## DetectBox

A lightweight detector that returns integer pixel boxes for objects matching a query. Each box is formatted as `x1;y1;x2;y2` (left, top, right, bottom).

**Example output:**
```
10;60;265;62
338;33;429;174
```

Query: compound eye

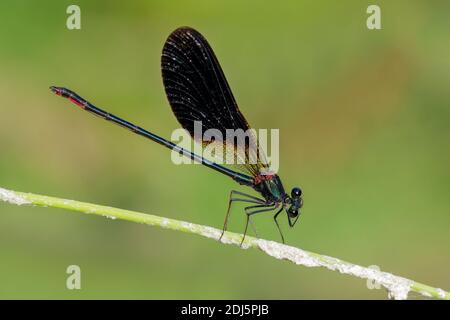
291;187;302;198
288;209;298;218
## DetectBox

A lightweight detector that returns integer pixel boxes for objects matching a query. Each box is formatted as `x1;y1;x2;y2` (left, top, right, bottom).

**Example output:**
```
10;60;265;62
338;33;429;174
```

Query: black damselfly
50;27;303;244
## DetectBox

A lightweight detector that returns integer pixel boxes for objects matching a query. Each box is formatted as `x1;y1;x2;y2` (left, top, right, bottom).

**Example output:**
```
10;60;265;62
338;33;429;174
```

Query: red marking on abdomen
69;97;85;108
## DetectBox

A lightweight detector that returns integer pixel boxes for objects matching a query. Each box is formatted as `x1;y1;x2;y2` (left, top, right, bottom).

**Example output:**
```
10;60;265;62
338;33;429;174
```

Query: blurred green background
0;0;449;299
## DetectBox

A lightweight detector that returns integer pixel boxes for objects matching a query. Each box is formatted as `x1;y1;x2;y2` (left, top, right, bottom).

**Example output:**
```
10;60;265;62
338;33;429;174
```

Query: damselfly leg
273;207;286;243
241;204;278;246
219;190;266;241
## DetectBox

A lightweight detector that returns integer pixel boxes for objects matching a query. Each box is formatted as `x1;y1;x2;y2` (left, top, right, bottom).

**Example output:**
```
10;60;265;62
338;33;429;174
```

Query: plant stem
0;187;448;300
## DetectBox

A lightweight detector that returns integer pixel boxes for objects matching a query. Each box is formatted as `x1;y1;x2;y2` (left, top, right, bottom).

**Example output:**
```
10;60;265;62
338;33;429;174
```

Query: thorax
253;174;286;203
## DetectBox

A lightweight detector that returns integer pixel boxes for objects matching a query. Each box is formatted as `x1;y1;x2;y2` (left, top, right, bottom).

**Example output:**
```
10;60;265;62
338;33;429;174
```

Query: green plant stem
0;187;448;300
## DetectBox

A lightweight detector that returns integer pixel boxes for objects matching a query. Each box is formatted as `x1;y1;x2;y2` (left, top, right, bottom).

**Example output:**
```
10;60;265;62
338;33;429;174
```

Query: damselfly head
285;187;303;227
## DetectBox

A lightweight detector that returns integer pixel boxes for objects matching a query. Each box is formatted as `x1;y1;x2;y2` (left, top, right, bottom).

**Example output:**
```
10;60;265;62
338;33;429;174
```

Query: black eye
288;209;298;218
291;187;302;198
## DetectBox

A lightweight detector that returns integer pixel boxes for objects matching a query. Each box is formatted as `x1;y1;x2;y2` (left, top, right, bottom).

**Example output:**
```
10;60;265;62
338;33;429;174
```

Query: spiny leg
243;204;271;241
273;207;285;244
221;192;264;237
244;203;277;239
248;215;259;239
240;204;277;246
229;190;266;202
219;190;265;241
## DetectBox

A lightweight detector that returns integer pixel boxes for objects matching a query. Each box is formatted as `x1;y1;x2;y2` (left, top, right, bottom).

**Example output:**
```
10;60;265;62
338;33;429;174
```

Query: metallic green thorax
254;175;287;203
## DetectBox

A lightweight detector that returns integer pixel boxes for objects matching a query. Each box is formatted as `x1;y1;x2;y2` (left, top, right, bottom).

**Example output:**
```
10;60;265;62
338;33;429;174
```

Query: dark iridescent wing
161;27;268;177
